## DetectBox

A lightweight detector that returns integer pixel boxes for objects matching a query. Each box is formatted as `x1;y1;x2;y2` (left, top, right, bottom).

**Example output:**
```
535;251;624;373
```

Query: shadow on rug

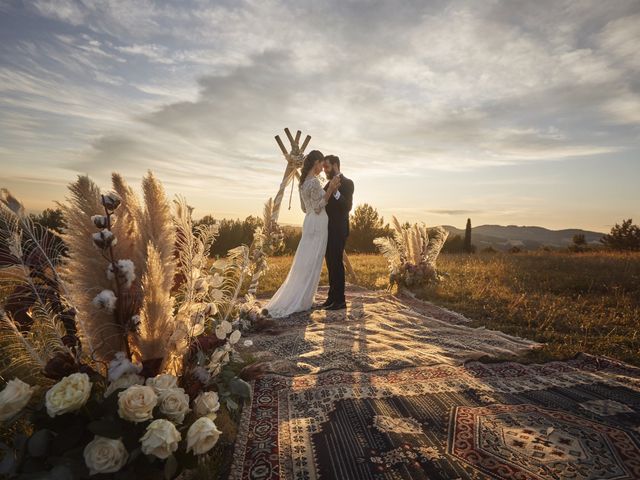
230;354;640;480
246;286;541;375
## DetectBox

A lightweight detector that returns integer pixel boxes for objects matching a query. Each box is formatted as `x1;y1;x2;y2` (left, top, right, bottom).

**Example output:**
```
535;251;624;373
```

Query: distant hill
442;224;605;251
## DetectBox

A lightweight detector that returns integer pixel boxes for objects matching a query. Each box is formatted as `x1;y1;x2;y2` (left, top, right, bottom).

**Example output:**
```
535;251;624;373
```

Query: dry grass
256;251;640;367
256;253;388;296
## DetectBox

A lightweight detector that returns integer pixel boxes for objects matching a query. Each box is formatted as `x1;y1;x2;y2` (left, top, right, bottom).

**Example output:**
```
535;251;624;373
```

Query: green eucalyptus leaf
226;398;238;411
229;377;251;399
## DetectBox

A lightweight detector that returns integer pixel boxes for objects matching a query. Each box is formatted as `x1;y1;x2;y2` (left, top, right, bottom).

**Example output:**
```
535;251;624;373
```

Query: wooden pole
275;135;288;157
300;135;311;154
284;128;296;150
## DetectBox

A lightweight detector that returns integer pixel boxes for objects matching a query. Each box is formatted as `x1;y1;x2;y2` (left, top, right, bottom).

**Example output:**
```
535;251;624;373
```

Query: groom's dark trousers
324;174;354;305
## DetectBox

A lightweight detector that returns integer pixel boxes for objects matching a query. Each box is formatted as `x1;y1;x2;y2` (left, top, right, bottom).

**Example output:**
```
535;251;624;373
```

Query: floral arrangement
374;217;449;290
0;172;252;479
237;198;285;328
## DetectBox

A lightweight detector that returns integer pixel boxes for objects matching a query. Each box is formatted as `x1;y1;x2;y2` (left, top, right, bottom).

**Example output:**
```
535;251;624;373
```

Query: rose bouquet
0;173;253;479
375;217;449;291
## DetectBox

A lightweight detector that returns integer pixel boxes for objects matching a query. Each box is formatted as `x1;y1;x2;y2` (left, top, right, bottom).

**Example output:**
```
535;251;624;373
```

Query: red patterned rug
230;354;640;480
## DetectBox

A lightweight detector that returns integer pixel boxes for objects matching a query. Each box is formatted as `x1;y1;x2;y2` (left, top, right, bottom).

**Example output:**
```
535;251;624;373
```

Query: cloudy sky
1;0;638;231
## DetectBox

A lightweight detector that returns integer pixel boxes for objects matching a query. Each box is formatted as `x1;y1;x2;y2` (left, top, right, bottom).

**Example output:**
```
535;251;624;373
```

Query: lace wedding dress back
265;175;328;318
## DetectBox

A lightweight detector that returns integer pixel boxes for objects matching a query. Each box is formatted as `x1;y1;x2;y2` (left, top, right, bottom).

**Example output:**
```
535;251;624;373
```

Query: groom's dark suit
324;174;354;305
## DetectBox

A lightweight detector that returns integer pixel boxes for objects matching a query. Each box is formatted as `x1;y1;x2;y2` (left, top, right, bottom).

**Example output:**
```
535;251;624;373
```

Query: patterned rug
247;286;540;375
230;354;640;480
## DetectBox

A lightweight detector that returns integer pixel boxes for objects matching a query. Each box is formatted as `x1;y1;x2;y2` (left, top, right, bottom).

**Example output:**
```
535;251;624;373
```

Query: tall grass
256;251;640;367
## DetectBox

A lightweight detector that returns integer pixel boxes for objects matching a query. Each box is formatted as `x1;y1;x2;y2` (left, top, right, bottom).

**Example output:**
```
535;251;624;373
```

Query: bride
265;150;341;318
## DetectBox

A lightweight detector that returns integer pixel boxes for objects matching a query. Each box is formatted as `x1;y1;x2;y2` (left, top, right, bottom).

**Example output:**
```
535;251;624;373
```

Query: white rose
158;388;190;424
193;391;220;418
140;419;181;459
186;416;221;455
117;385;157;423
104;373;145;398
145;374;178;395
45;373;92;417
229;330;241;345
0;378;33;421
83;435;128;475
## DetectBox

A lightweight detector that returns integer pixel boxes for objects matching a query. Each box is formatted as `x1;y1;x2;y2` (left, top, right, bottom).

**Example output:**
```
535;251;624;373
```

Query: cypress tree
463;218;472;253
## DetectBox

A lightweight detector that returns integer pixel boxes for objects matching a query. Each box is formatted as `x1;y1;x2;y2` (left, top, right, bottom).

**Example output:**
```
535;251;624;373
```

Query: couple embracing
265;150;354;318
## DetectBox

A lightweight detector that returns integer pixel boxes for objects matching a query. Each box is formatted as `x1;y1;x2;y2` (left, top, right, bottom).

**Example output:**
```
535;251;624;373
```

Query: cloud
427;209;484;215
1;0;639;227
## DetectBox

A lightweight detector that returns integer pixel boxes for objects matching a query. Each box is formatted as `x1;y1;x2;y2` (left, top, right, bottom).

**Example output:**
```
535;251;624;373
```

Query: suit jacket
324;174;354;237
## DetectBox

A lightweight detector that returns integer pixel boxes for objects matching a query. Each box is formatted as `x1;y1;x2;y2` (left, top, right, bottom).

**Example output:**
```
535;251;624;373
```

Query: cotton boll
106;259;136;289
92;290;117;313
108;352;142;382
92;229;117;249
91;215;109;229
101;192;121;211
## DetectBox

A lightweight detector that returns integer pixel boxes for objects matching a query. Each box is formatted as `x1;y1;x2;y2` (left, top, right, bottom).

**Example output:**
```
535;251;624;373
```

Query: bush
601;219;640;251
347;204;391;253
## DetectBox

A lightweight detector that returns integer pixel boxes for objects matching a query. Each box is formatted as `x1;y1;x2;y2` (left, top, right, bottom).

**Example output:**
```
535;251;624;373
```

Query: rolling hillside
443;224;605;250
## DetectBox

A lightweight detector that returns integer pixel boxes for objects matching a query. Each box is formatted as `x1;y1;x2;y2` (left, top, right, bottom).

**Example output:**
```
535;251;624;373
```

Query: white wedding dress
265;175;328;318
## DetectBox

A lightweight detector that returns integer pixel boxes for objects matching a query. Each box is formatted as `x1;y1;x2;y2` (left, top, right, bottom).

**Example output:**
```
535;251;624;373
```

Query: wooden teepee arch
272;128;356;282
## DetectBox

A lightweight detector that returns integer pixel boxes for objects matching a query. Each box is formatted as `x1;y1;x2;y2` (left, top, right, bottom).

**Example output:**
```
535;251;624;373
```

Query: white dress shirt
333;173;342;200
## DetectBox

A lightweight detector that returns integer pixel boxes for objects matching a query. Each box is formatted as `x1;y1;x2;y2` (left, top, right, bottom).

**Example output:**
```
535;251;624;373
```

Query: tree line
21;207;640;256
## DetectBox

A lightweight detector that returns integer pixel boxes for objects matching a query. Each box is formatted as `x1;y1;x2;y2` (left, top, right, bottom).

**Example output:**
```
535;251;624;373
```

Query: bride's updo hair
299;150;324;190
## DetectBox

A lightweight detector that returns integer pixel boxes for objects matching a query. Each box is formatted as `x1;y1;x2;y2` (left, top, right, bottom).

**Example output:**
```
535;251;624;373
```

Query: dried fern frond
58;175;125;359
27;303;68;362
0;310;47;386
217;245;250;323
1;190;68;298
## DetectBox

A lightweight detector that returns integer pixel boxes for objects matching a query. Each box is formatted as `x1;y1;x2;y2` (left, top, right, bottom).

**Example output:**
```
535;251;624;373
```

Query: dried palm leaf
373;237;402;270
425;226;449;267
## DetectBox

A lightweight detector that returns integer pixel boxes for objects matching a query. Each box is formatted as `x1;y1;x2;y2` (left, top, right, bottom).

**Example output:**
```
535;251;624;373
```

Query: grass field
257;251;640;367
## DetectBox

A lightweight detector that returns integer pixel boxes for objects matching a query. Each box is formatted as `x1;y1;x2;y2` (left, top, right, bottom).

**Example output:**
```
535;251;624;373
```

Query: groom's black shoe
319;298;334;308
326;302;346;311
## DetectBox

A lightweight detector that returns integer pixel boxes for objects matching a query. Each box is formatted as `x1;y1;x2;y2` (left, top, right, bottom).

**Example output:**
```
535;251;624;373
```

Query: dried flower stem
102;195;131;359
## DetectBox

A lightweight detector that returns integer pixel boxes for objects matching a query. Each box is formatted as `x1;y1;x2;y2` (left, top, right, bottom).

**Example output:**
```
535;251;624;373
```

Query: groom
321;155;354;310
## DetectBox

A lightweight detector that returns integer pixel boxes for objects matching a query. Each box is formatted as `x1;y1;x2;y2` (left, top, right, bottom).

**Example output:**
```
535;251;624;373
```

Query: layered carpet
232;286;640;479
230;354;640;480
246;286;541;375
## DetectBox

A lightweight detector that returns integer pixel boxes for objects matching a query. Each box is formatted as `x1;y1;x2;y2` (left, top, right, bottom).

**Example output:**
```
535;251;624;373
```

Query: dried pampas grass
58;176;126;359
136;243;175;361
